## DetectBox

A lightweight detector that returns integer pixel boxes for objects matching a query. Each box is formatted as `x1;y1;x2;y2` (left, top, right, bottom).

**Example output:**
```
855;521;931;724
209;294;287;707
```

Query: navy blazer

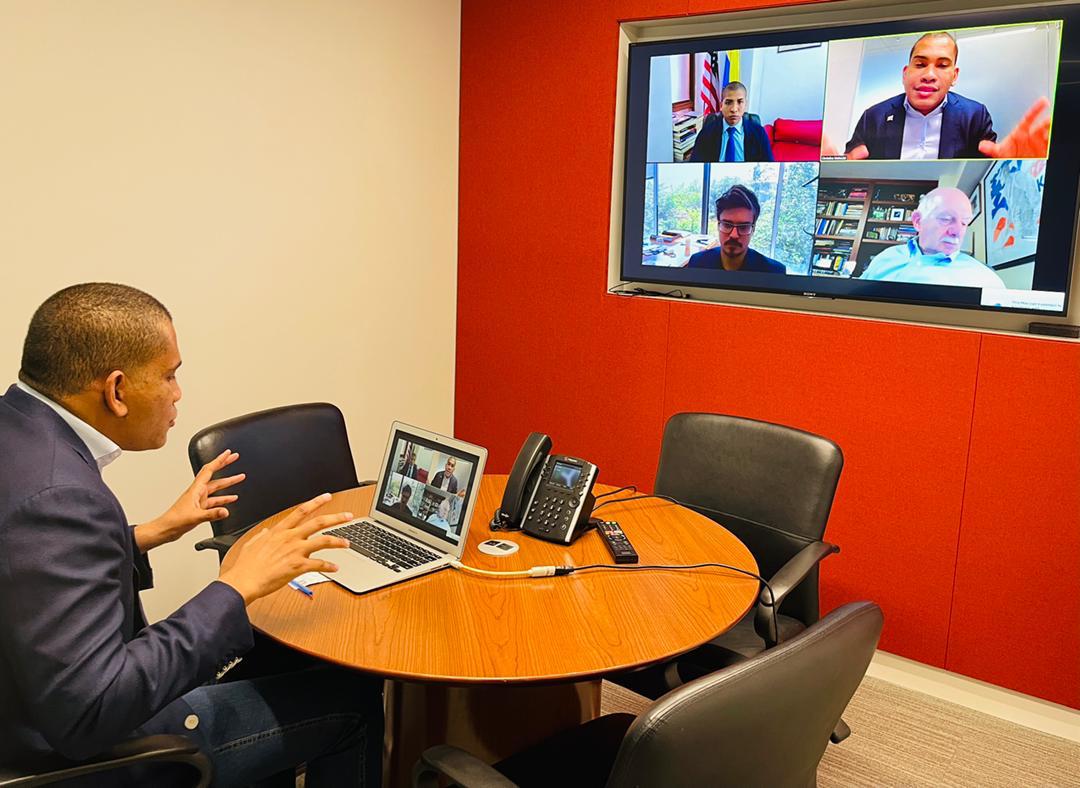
691;114;775;163
845;91;996;159
0;384;253;766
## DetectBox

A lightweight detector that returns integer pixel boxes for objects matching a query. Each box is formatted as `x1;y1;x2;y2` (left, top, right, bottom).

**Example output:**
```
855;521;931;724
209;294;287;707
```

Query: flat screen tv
620;5;1080;316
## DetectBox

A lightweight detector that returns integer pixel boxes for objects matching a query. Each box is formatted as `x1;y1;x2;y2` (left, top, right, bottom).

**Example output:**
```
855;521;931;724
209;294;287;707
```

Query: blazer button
184;714;200;730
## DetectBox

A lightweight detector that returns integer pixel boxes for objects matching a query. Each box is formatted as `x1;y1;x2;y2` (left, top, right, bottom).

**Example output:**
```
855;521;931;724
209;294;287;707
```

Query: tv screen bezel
619;5;1080;318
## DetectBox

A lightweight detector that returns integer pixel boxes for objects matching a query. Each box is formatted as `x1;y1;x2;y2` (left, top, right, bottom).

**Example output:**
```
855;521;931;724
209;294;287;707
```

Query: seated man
861;186;1005;288
686;185;786;273
842;31;1050;160
429;456;459;493
426;498;452;530
389;483;415;518
0;283;383;786
691;81;775;163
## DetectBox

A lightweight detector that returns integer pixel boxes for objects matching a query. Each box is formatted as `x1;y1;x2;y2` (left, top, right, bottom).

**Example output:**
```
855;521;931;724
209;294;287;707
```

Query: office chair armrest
0;734;211;788
413;745;518;788
194;530;247;557
754;540;839;647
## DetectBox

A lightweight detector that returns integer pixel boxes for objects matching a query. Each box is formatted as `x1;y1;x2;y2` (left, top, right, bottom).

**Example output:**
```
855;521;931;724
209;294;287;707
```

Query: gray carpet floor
600;676;1080;787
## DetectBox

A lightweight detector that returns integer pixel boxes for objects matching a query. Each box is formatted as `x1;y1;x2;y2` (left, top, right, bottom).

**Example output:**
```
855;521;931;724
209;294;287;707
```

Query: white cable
449;560;560;578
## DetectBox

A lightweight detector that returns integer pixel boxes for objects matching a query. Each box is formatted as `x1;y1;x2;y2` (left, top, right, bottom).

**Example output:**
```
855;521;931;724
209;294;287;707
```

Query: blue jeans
140;665;383;787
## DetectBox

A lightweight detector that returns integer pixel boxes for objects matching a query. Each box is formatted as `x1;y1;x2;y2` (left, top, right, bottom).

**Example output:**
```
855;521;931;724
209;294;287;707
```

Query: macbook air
312;422;487;594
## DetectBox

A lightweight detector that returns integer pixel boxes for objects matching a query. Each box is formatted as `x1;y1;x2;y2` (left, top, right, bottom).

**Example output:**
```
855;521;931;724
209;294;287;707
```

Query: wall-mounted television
619;5;1080;316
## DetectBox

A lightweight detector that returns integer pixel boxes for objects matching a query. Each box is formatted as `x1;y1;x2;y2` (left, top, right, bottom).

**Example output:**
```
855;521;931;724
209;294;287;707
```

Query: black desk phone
491;432;598;544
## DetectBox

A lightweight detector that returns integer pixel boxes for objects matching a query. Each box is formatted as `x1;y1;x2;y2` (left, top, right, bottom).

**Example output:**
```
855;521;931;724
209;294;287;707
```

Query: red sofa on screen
764;118;822;162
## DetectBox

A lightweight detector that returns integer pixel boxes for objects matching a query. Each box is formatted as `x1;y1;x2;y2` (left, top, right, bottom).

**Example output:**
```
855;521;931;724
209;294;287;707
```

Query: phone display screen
550;461;582;488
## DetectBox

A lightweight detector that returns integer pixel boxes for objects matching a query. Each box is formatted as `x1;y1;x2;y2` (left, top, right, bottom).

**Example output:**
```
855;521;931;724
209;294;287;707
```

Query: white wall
752;44;828;125
0;0;462;622
647;56;675;162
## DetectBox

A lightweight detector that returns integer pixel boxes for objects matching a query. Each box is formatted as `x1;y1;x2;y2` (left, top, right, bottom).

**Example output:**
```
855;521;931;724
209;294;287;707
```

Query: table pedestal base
384;680;602;788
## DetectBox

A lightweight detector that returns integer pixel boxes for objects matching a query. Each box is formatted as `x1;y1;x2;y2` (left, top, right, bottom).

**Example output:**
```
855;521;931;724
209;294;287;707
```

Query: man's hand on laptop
218;493;353;606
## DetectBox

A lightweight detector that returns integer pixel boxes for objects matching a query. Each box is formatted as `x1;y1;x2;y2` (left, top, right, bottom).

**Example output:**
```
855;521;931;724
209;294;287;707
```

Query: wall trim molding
868;650;1080;742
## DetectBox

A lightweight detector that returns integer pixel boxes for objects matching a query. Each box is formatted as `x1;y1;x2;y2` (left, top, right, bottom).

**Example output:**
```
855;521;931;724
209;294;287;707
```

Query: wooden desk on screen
243;476;758;786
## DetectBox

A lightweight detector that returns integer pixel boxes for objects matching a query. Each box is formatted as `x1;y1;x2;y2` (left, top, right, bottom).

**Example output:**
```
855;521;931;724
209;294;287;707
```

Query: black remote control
597;520;638;564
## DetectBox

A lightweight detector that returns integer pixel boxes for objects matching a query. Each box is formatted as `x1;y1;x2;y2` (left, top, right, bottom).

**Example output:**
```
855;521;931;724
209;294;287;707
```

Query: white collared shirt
901;96;945;160
16;381;122;470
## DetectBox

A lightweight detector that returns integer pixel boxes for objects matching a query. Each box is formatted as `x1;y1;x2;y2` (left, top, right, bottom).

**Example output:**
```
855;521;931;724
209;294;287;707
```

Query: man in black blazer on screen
691;81;775;163
840;31;1051;160
0;284;382;786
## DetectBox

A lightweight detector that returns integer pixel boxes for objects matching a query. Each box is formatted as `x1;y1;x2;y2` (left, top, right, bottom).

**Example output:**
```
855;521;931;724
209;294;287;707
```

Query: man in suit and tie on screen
691;82;775;163
841;32;1050;160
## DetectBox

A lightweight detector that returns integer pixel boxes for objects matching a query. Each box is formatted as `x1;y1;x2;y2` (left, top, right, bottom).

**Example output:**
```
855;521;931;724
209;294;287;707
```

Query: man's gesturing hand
978;96;1051;159
218;493;353;605
134;449;246;552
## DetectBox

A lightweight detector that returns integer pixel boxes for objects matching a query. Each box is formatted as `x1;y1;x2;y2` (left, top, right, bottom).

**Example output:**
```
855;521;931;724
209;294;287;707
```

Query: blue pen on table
288;579;314;598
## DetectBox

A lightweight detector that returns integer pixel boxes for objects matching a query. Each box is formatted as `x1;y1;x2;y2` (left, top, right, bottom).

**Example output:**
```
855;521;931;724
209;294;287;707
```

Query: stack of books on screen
811;239;853;275
864;225;917;242
673;110;699;162
818;201;864;217
816;218;860;236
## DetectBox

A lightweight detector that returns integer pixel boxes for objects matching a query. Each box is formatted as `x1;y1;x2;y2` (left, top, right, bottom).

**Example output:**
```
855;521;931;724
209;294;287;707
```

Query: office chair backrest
188;403;360;538
605;601;882;788
654;412;843;624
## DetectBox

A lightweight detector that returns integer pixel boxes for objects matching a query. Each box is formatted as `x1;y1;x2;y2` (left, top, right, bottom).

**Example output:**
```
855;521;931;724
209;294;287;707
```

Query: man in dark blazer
691;82;775;163
843;31;1050;160
0;284;382;786
429;456;459;493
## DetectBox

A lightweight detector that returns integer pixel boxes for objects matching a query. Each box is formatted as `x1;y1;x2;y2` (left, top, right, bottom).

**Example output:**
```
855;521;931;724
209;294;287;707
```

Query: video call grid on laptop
313;422;487;594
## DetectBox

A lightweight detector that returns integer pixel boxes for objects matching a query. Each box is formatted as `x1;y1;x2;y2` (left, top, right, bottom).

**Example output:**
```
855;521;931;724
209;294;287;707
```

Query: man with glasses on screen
861;187;1005;287
686;185;786;273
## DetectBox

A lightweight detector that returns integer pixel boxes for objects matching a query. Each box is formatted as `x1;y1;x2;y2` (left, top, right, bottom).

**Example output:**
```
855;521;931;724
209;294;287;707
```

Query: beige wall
0;0;461;621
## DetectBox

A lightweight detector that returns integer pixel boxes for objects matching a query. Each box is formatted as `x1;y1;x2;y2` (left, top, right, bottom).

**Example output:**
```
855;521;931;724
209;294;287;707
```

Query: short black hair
721;81;747;97
715;185;761;223
19;283;173;399
909;31;958;63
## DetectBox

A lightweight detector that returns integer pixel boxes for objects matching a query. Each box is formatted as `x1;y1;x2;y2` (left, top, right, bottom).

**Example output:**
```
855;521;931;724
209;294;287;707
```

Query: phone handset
491;432;552;531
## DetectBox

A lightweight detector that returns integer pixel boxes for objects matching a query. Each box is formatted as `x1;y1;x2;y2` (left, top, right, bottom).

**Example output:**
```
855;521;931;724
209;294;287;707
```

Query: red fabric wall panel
946;336;1080;708
661;302;980;665
457;0;1080;705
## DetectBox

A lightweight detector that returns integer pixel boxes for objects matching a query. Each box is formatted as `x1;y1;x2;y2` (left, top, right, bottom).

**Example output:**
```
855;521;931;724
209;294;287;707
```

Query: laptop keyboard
327;520;441;573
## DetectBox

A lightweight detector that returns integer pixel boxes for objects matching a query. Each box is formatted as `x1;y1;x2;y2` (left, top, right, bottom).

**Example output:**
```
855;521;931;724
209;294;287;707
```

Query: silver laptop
313;422;487;594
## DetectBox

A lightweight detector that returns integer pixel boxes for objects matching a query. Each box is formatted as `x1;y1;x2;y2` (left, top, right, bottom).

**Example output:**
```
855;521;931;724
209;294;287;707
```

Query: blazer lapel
938;93;963;159
883;96;906;159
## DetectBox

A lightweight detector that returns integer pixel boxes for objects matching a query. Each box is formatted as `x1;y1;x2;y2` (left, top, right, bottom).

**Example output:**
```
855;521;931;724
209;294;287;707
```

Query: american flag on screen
700;52;720;115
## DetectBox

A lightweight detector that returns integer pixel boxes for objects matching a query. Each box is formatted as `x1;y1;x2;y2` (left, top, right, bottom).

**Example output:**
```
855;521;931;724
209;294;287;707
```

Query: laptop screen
374;427;482;547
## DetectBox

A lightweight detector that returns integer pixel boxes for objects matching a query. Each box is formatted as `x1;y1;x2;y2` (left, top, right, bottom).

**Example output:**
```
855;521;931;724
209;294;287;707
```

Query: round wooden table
244;476;758;785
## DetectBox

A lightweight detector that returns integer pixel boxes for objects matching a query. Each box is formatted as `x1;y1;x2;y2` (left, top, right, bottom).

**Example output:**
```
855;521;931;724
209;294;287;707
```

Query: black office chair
0;735;211;787
414;601;883;788
188;402;367;560
611;413;848;738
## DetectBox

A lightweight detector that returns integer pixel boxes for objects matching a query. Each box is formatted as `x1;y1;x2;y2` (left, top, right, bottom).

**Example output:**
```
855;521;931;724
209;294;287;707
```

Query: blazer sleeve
690;117;720;162
974;103;996;145
0;485;253;760
756;123;775;162
846;108;875;153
